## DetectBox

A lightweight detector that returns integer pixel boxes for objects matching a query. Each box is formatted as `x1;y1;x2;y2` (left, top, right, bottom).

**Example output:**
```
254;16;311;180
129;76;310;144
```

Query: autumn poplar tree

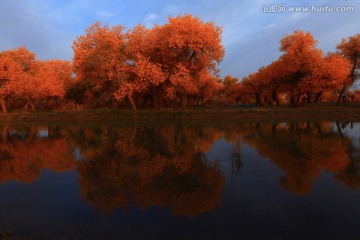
32;60;72;109
193;71;223;105
0;47;72;113
72;22;131;108
300;53;351;102
158;14;224;108
279;30;323;106
336;34;360;102
0;47;36;113
114;14;225;109
264;60;290;105
242;67;270;105
0;57;24;114
221;75;239;103
118;24;166;109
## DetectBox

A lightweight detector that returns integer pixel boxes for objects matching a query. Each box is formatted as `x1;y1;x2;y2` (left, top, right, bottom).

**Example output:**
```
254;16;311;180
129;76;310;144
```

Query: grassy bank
1;103;360;125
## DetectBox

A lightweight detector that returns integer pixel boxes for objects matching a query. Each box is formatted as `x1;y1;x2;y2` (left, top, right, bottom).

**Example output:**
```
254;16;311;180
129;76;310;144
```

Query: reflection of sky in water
8;130;27;139
341;122;360;138
337;122;360;150
37;130;49;138
8;128;50;139
73;147;85;161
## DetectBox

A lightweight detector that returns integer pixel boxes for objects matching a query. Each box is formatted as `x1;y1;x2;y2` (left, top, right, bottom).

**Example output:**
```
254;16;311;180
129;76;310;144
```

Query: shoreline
1;103;360;125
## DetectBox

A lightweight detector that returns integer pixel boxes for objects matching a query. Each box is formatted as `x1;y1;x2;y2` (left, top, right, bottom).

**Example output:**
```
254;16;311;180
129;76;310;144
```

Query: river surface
0;121;359;239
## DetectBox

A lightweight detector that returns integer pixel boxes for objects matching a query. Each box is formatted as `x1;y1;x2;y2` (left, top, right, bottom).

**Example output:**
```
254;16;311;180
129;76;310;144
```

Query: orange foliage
72;16;224;110
0;57;25;96
33;60;72;98
241;122;352;195
72;22;127;108
75;125;225;217
1;46;36;72
279;31;323;103
236;30;352;106
158;14;224;73
300;54;351;97
113;14;225;109
336;33;360;82
0;25;358;110
113;55;166;101
72;22;126;82
194;71;223;105
0;47;72;113
0;126;75;184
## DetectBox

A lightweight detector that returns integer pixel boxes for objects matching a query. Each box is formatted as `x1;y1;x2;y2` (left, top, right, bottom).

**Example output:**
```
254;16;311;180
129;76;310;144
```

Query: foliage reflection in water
0;121;359;239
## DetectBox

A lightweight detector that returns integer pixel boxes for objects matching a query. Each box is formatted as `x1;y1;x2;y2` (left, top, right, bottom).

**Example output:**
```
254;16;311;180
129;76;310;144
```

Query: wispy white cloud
96;11;115;20
144;13;159;27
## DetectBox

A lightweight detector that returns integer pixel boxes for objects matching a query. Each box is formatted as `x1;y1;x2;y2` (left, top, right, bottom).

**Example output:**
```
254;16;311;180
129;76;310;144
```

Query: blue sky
1;0;359;79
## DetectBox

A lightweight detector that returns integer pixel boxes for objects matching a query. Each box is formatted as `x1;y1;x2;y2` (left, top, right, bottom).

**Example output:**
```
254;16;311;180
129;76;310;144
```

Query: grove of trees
0;47;72;114
71;14;224;111
1;14;359;114
230;31;360;106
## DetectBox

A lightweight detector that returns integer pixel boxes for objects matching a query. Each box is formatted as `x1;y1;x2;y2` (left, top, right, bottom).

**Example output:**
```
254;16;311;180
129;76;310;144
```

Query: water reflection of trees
0;124;225;217
0;124;75;184
72;125;225;217
223;129;244;179
0;121;359;213
239;122;360;195
335;127;360;189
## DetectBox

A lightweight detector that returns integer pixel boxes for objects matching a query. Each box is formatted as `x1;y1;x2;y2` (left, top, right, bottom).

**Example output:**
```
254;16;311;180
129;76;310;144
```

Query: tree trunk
0;96;8;115
180;93;187;109
306;92;312;103
26;96;36;112
296;92;302;106
271;123;278;135
46;97;51;109
337;87;345;103
255;92;261;105
314;92;323;102
290;92;296;106
272;89;280;106
151;87;159;109
195;97;201;106
263;97;268;106
141;94;150;108
127;95;137;112
290;92;300;107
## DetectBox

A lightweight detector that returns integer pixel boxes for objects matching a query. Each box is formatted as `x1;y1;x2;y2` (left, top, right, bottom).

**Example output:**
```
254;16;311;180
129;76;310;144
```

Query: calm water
0;121;359;239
